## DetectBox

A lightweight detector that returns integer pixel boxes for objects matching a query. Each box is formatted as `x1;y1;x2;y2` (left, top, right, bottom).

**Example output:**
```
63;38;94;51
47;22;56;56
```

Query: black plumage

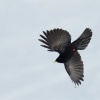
38;28;92;85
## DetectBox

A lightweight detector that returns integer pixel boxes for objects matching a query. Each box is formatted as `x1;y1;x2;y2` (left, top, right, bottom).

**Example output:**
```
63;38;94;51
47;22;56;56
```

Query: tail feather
72;28;92;50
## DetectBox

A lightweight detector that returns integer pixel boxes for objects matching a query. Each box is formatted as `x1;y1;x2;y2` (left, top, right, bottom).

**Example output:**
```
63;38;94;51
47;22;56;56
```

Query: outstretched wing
38;28;71;54
64;52;84;85
72;28;92;50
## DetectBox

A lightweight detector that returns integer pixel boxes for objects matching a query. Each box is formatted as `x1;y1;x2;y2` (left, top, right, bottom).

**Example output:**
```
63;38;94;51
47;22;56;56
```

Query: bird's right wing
64;52;84;85
38;28;71;54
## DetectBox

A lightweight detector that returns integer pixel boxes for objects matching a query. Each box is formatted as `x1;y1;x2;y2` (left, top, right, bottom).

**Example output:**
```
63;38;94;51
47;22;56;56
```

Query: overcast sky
0;0;100;100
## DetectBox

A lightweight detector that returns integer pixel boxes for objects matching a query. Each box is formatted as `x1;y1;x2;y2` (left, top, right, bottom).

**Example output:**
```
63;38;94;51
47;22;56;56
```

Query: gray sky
0;0;100;100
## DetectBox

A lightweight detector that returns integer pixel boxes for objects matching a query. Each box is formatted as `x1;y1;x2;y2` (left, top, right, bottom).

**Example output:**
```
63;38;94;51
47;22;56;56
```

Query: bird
38;28;92;85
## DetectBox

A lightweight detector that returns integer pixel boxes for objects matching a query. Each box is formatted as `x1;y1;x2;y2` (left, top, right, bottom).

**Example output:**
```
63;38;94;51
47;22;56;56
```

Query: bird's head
54;55;64;63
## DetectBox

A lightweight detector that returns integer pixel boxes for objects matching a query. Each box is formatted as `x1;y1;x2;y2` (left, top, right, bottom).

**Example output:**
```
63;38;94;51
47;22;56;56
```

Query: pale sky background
0;0;100;100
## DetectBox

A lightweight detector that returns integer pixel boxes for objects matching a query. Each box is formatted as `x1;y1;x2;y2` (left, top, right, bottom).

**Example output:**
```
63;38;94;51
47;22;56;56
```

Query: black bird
38;28;92;85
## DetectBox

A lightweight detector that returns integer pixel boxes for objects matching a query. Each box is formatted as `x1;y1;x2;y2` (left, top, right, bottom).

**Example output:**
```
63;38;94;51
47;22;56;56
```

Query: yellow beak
53;61;57;63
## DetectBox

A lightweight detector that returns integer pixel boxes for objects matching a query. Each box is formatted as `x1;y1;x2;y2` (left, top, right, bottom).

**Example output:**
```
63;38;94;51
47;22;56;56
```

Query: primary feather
38;28;71;54
64;52;84;85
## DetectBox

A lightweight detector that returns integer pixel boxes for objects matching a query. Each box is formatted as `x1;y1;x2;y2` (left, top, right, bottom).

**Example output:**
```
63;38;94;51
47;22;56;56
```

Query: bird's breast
56;45;77;63
62;47;77;62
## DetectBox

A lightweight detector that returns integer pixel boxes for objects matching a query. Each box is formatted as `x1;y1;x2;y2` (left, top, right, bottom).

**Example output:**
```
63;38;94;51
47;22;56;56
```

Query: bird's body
39;28;92;85
56;44;77;63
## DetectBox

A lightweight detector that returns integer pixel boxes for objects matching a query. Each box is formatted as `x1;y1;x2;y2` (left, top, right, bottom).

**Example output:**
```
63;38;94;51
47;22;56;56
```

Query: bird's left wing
64;52;84;85
38;28;71;54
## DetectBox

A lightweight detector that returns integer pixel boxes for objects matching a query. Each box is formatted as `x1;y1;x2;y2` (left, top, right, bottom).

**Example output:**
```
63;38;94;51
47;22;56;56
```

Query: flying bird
38;28;92;85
